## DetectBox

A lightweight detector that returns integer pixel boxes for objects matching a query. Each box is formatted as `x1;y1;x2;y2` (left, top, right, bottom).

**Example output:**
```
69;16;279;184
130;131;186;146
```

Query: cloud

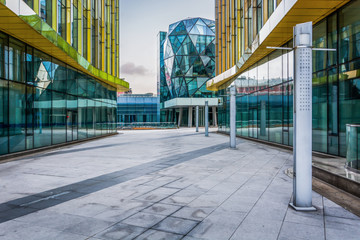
121;62;149;76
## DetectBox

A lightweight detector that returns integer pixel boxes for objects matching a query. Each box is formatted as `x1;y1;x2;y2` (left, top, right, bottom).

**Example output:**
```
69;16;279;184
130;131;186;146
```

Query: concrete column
188;106;193;127
178;108;183;127
205;101;209;137
212;106;217;127
230;86;236;148
196;106;199;132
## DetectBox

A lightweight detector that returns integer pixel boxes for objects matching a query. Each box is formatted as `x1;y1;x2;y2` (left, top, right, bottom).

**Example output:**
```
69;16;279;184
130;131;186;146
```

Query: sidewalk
0;128;359;240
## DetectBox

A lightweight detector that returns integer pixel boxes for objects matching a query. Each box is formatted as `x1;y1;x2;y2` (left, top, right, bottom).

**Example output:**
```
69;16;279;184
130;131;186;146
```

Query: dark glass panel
52;59;67;93
313;20;327;72
52;91;66;144
339;0;360;65
34;87;52;148
9;82;26;153
78;97;87;139
8;38;25;83
0;80;8;155
26;86;35;150
312;71;327;153
328;67;339;155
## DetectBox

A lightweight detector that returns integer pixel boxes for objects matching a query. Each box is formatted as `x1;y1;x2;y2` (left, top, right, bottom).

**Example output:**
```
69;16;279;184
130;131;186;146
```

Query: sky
120;0;214;94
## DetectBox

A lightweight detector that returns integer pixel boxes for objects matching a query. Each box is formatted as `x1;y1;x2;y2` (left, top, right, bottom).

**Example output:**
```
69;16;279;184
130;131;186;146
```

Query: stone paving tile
171;206;214;221
187;210;247;240
94;223;146;240
13;209;87;231
230;218;283;240
141;203;182;216
135;187;180;203
152;216;199;235
134;229;183;240
121;212;167;228
62;217;114;237
284;208;325;227
277;221;325;240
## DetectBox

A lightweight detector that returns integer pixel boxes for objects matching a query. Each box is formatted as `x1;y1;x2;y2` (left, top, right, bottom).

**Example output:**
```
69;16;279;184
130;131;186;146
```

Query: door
67;110;78;142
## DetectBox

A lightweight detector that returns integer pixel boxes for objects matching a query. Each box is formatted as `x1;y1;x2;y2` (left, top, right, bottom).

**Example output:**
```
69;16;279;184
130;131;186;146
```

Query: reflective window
40;0;52;26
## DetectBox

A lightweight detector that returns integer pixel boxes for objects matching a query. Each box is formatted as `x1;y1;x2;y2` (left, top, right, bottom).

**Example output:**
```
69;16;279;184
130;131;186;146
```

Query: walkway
0;129;359;239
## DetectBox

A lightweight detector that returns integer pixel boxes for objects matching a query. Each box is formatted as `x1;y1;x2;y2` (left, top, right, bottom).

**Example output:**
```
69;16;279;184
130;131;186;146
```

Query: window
72;0;79;50
57;0;66;39
40;0;52;26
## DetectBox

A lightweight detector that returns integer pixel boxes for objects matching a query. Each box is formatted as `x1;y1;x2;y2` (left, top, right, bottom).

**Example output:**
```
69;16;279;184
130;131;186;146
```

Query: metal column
188;106;193;127
205;101;209;137
178;108;183;128
230;86;236;148
196;106;199;132
290;22;316;211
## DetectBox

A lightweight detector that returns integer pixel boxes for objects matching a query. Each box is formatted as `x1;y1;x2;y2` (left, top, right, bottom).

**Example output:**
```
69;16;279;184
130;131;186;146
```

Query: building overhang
163;98;220;109
0;1;129;91
207;0;350;91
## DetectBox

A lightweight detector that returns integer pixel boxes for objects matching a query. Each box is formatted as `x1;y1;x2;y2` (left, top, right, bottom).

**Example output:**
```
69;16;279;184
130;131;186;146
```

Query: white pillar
188;106;193;127
212;106;217;127
230;86;236;148
196;106;199;132
205;101;209;137
290;22;316;211
178;108;183;128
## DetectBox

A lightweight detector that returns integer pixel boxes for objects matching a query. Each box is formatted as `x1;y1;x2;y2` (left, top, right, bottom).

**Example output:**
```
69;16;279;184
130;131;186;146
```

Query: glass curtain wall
0;31;117;156
218;0;360;157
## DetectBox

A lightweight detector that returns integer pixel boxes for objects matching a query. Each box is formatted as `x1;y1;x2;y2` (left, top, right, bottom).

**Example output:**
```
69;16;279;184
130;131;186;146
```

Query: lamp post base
289;203;316;211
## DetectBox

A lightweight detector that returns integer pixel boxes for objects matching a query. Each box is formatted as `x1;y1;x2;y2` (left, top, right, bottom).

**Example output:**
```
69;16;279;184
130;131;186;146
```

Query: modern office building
158;17;220;127
0;0;129;156
208;0;359;158
117;93;160;124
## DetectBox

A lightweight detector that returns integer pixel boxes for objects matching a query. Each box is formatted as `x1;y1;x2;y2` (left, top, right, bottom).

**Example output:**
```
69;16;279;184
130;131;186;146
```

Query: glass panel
312;71;327;153
78;97;87;139
40;0;52;26
8;39;25;83
26;86;35;150
339;0;360;65
0;80;8;155
34;87;52;148
9;82;26;153
269;85;283;144
313;20;327;72
52;91;66;144
328;13;337;67
339;60;360;156
52;59;67;92
87;100;95;137
257;88;268;141
269;50;282;86
328;67;339;155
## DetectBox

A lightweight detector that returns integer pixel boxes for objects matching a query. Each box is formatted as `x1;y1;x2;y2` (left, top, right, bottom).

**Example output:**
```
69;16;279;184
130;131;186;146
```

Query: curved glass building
158;18;220;127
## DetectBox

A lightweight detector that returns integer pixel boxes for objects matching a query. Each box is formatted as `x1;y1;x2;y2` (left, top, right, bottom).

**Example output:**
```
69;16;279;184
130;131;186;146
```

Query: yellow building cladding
0;0;128;91
208;0;350;91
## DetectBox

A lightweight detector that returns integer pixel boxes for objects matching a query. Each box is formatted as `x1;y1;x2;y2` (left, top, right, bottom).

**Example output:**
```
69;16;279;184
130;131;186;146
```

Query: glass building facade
0;31;117;156
158;18;219;126
159;18;216;103
117;94;160;123
0;1;127;156
217;0;360;157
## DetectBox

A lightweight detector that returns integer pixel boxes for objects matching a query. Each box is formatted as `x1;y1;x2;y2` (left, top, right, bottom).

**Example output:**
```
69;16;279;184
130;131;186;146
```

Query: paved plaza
0;129;359;240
